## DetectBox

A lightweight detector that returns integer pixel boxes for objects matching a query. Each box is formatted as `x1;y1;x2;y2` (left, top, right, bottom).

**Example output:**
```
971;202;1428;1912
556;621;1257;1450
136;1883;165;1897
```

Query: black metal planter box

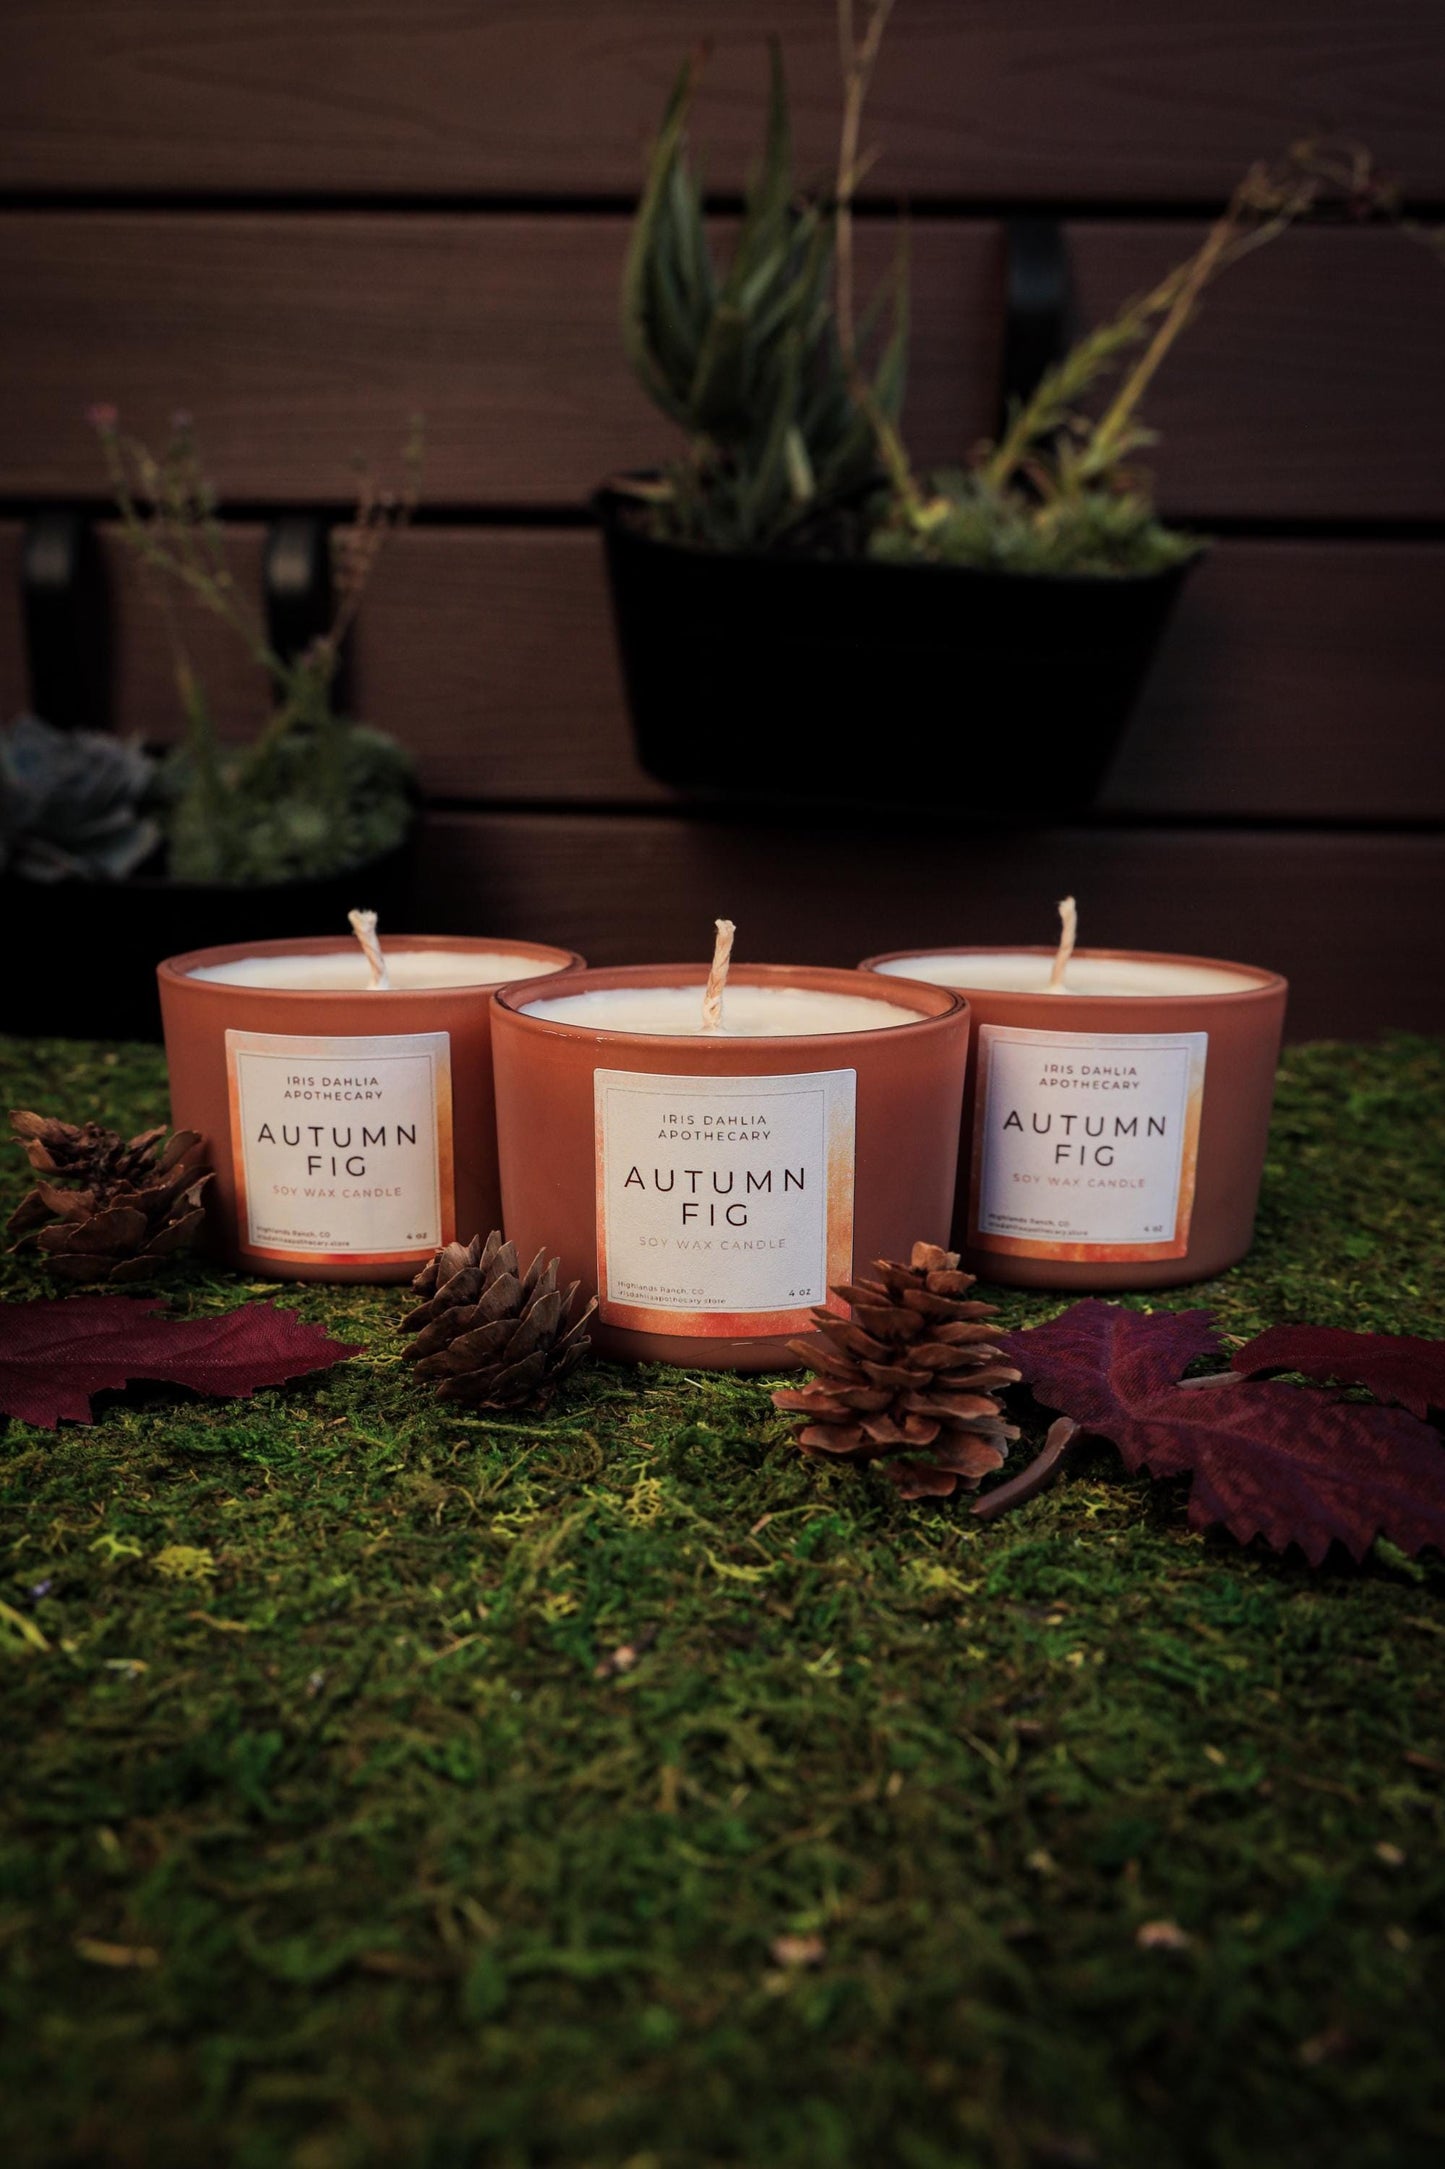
596;486;1194;811
4;833;416;1044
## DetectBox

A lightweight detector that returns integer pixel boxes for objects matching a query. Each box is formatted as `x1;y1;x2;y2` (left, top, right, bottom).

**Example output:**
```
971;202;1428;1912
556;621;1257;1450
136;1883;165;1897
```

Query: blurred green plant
0;713;160;881
619;20;905;551
91;409;419;884
877;137;1399;575
624;5;1400;576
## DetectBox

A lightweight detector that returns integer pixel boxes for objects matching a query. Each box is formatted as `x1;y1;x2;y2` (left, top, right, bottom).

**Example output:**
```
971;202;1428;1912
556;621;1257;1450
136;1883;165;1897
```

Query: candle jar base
591;1321;804;1372
962;1239;1251;1295
493;965;971;1372
863;947;1287;1296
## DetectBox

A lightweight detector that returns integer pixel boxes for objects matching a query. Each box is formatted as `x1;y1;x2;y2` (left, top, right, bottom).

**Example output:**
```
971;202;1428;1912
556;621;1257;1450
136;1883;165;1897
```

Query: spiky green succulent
621;44;905;552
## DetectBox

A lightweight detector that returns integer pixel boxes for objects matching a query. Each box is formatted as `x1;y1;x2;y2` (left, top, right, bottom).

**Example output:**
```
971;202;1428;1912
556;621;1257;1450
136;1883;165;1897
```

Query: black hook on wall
264;514;347;703
263;514;332;661
20;510;348;738
21;512;111;734
997;216;1073;427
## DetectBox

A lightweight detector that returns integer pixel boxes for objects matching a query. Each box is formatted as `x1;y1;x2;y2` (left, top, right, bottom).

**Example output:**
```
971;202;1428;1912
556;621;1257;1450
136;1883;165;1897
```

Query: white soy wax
522;982;918;1036
871;952;1261;998
189;949;568;992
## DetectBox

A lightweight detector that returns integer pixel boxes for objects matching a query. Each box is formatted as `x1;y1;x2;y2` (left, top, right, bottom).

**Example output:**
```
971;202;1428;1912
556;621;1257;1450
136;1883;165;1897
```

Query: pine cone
400;1230;596;1411
772;1242;1021;1499
7;1110;211;1283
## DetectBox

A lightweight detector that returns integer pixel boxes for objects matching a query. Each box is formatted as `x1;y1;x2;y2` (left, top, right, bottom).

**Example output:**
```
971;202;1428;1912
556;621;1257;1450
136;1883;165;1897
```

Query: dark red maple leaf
0;1294;361;1428
1000;1301;1445;1565
1001;1301;1222;1415
1232;1324;1445;1421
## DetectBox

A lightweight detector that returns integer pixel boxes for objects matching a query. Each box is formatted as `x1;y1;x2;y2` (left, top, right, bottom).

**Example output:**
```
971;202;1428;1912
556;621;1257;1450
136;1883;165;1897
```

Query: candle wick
701;918;735;1033
1047;895;1077;993
348;908;391;990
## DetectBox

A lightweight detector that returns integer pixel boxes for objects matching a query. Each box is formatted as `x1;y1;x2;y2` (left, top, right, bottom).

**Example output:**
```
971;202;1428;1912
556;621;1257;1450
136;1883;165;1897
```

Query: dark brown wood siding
1;5;1441;1037
4;3;1443;202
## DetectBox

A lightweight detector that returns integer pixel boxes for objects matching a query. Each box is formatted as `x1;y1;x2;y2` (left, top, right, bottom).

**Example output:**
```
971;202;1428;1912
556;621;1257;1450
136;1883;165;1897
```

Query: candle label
971;1025;1208;1260
594;1068;856;1336
225;1029;454;1263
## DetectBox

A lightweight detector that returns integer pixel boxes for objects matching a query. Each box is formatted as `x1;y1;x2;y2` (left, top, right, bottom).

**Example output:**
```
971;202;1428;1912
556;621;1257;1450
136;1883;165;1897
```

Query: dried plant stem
982;141;1383;501
834;0;893;369
98;426;288;686
95;412;423;717
972;1418;1081;1522
328;415;425;655
833;0;923;516
979;269;1186;494
1082;212;1243;479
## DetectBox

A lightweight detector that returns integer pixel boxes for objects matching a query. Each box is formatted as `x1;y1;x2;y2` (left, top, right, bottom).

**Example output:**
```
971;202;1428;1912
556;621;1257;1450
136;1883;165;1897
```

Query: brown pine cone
772;1241;1020;1499
399;1230;596;1411
7;1110;211;1283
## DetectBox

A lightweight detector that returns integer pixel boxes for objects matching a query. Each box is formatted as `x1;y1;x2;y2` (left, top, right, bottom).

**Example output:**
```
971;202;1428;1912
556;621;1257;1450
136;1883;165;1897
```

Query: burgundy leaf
1003;1302;1445;1565
1232;1324;1445;1421
999;1300;1222;1416
0;1294;361;1428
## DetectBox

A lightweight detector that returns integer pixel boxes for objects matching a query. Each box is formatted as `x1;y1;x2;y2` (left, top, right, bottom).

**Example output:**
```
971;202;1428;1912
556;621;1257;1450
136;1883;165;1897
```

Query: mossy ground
1;1034;1443;2169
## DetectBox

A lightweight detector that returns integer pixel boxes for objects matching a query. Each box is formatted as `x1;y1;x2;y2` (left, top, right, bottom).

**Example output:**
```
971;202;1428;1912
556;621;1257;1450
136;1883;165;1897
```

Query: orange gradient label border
594;1067;856;1336
969;1025;1206;1262
225;1028;455;1267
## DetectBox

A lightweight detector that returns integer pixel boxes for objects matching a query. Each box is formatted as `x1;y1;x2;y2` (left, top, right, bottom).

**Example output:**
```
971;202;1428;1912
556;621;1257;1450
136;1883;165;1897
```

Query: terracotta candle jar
491;963;971;1370
860;946;1287;1291
158;935;582;1283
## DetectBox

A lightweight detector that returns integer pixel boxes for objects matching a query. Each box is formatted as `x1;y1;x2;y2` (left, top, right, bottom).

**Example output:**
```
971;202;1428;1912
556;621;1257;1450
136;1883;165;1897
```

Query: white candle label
594;1068;856;1335
225;1030;454;1262
971;1025;1208;1260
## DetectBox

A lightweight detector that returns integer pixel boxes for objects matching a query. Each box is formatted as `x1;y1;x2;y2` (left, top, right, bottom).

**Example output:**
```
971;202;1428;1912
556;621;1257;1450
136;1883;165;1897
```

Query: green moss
1;1033;1442;2169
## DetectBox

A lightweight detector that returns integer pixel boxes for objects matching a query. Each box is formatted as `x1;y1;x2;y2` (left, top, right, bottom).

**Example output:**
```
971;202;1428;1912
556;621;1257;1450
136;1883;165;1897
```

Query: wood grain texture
1102;538;1445;818
1;213;1443;515
0;212;992;508
412;811;1445;1040
2;3;1442;202
1069;224;1445;522
1;523;1440;822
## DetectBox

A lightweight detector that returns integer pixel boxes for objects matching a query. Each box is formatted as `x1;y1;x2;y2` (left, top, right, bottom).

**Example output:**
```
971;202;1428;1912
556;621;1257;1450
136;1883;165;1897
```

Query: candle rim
860;944;1287;1002
158;934;585;996
500;961;966;1042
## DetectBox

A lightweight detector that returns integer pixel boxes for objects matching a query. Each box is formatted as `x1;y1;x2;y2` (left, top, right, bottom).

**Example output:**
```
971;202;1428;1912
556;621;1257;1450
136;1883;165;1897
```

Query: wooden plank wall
1;2;1443;1037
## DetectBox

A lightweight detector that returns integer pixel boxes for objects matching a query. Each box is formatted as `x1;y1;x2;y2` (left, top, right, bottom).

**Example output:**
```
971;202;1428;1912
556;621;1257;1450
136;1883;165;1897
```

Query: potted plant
1;413;420;1040
598;2;1395;808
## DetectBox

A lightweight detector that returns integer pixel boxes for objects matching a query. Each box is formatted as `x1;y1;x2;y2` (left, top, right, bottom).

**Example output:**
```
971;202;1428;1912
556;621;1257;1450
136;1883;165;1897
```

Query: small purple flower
29;1578;53;1600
